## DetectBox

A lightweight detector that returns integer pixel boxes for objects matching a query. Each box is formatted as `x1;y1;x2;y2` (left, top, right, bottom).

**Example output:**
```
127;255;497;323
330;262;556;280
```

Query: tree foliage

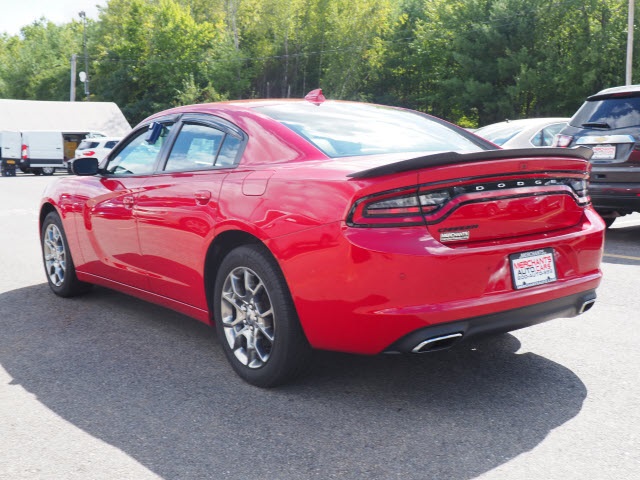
0;0;634;126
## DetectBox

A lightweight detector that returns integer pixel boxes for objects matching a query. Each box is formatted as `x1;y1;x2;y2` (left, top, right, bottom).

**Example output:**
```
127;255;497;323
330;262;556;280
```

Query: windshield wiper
581;122;611;129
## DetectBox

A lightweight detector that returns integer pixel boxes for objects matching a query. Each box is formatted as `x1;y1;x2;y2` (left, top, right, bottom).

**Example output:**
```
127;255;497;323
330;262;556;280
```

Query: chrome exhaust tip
412;333;463;354
578;298;596;314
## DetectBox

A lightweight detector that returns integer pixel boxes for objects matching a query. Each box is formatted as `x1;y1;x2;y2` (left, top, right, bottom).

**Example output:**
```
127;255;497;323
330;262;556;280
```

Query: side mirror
71;157;99;176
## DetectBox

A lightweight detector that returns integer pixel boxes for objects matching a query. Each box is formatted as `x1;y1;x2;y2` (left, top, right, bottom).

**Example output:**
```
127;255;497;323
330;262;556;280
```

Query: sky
0;0;106;36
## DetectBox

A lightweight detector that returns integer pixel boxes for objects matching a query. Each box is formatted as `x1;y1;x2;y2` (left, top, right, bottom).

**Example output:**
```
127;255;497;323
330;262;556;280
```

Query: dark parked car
40;93;604;387
554;85;640;227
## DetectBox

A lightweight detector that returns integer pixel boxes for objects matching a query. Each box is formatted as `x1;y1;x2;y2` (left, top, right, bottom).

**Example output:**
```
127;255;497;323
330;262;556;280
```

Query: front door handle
194;190;212;205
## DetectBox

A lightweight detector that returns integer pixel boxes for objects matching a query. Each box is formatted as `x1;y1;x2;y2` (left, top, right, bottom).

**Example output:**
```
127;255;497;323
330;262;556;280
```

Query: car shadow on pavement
0;284;587;480
603;223;640;266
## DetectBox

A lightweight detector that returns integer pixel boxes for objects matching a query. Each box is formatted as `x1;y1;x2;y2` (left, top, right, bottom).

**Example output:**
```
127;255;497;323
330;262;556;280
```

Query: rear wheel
213;245;311;387
41;212;92;297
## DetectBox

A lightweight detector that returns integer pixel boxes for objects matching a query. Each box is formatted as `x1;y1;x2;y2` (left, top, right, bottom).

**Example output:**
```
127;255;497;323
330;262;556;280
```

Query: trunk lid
347;148;592;244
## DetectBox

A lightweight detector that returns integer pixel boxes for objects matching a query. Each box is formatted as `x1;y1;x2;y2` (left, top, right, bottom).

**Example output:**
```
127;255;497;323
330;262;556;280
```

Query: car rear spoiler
347;147;593;179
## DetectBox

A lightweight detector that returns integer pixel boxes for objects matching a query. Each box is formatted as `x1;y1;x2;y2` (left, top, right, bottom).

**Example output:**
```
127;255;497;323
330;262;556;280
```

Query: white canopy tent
0;99;131;136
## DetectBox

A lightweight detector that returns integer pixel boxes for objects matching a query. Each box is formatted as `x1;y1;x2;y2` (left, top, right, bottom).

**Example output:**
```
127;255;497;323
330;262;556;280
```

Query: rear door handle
194;190;212;205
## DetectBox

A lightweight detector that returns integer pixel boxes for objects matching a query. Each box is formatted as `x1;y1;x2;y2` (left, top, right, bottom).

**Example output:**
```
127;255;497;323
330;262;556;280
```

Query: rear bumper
274;208;605;354
590;182;640;214
384;289;596;353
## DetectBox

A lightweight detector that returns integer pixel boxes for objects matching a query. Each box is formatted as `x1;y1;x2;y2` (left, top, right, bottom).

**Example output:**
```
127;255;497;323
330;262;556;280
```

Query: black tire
41;212;92;297
213;244;312;387
41;167;55;176
33;169;42;176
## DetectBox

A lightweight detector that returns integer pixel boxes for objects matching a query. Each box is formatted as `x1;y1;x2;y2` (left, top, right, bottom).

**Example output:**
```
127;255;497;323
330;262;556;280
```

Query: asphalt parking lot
1;174;639;480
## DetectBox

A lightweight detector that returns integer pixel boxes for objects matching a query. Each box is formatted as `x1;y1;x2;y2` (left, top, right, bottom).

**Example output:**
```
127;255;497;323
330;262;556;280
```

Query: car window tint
539;123;566;146
216;134;242;166
78;141;99;150
256;103;484;158
106;124;172;175
165;123;225;171
571;96;640;129
105;141;118;149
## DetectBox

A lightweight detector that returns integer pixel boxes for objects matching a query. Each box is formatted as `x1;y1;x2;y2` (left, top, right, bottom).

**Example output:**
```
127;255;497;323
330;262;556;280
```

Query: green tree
0;19;82;100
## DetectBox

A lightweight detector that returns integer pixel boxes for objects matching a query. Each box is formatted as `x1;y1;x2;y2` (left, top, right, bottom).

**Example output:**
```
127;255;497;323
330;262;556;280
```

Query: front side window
105;123;172;175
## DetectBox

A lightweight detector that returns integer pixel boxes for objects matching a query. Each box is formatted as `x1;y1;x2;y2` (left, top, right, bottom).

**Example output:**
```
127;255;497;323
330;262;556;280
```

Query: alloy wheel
43;223;66;287
220;266;275;369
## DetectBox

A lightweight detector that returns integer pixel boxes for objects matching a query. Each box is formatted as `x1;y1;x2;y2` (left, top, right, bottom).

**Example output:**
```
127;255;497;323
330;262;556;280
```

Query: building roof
0;99;131;136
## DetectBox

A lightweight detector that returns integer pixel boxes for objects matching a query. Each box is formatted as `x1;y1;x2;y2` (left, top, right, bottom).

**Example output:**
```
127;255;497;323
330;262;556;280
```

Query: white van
0;130;21;176
18;131;64;175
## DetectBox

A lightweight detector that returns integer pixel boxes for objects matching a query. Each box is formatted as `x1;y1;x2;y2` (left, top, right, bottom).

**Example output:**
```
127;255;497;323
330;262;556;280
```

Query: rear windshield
571;96;640;129
255;102;487;158
475;123;525;146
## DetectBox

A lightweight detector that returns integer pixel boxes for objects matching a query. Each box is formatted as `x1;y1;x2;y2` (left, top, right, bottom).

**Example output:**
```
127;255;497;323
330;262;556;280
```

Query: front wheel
41;167;55;176
41;212;92;297
213;245;311;387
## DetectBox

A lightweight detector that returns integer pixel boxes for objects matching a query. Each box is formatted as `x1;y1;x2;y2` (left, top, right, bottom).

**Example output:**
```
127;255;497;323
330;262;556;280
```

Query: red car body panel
40;100;605;355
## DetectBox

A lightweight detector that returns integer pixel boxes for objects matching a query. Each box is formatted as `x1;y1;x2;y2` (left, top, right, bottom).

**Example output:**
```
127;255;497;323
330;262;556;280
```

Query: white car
475;118;570;148
74;136;121;161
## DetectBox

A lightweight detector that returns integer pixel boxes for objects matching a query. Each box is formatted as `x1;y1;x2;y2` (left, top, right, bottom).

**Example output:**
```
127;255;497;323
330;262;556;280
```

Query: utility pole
70;54;77;101
79;11;90;100
627;0;635;85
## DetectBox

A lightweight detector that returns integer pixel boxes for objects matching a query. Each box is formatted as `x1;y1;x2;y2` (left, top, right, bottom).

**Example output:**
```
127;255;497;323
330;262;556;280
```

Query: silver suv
554;85;640;227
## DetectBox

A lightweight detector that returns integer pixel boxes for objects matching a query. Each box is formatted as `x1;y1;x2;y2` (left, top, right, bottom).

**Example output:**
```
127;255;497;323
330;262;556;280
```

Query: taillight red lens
84;151;96;156
21;144;28;159
348;188;451;227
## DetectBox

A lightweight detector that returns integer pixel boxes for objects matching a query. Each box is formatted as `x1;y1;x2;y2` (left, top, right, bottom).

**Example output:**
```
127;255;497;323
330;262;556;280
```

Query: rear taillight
550;178;590;205
348;176;590;227
553;134;573;148
21;144;28;159
348;188;451;227
84;151;96;156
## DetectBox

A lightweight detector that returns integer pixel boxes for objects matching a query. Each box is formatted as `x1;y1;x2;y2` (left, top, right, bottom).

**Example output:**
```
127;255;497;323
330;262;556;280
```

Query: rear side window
165;123;225;171
163;122;243;172
571;96;640;129
104;141;119;149
78;141;99;150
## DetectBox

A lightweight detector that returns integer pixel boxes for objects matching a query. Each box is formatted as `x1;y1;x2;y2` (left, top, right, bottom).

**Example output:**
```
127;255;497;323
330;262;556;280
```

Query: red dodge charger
40;92;604;386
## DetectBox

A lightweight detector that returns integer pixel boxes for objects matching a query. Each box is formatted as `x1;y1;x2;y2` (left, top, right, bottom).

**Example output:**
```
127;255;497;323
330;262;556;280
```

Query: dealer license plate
591;144;616;160
509;248;557;290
